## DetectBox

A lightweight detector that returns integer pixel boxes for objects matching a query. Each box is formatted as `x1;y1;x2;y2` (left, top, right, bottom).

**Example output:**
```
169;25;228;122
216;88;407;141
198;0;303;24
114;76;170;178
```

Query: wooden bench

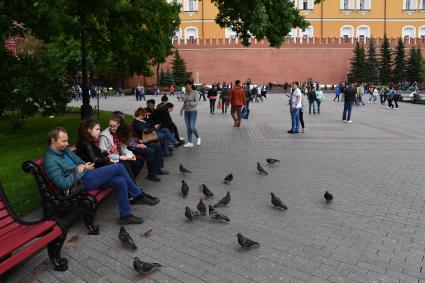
22;159;113;235
0;183;68;275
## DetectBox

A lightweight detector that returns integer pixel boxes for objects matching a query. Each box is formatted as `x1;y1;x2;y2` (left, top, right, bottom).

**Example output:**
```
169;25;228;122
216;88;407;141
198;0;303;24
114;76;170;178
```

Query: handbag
142;128;158;142
240;106;250;119
217;101;222;110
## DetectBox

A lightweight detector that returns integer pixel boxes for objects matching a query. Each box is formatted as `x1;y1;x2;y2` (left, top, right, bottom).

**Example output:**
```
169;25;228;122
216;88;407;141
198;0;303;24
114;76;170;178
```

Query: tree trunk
80;15;92;119
156;62;161;86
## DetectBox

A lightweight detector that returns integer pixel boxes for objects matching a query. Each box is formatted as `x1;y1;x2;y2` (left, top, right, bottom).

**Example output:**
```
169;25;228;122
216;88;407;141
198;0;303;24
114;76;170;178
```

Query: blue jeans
342;101;353;121
291;108;301;133
316;99;321;113
157;128;177;145
309;101;316;114
82;163;142;218
184;111;199;143
131;142;164;176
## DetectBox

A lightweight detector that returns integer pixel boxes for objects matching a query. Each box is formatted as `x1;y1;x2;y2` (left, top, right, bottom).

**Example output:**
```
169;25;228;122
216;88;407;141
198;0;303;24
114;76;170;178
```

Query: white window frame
225;27;237;39
418;26;425;37
340;25;354;37
356;25;371;38
340;0;355;10
183;0;198;12
403;0;418;10
402;26;417;38
300;0;314;10
288;28;298;38
420;0;425;9
184;27;198;42
300;26;314;38
357;0;371;10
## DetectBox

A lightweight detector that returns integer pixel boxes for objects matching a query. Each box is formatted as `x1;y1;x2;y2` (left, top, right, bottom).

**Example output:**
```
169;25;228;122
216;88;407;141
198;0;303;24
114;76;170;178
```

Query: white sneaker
179;137;185;141
395;107;399;110
386;107;390;109
196;137;201;146
347;120;352;123
183;142;193;148
343;120;347;122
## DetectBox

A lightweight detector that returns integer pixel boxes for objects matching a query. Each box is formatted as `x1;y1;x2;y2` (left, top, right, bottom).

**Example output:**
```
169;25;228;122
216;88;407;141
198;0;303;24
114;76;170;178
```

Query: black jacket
132;119;154;138
307;90;316;102
148;108;173;129
345;86;357;102
75;139;109;168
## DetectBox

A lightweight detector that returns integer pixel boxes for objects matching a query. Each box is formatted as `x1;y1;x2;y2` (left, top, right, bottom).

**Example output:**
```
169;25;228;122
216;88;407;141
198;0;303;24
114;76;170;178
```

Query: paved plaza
11;93;425;283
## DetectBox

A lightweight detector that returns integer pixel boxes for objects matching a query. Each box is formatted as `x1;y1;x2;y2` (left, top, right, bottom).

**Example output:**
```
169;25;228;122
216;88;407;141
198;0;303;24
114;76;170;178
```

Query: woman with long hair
180;80;201;147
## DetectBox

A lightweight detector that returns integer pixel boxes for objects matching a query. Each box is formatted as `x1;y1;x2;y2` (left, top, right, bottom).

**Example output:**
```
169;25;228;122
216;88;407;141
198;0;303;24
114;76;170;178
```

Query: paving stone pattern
17;94;425;282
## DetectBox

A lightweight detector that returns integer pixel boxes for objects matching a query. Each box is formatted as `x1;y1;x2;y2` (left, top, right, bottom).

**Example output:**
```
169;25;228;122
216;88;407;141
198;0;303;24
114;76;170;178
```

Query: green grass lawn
0;109;130;216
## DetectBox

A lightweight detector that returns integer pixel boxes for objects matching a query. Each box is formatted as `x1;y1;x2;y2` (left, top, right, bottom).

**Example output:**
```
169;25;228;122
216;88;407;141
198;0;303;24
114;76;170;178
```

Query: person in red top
169;84;175;96
228;80;247;127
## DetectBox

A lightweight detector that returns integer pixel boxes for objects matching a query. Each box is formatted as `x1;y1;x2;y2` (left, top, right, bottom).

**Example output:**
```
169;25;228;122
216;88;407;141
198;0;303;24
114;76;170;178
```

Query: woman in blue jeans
180;80;201;148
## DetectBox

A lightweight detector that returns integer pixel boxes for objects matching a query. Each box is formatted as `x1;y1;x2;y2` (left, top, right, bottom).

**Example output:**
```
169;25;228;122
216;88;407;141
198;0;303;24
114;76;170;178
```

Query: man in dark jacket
307;87;317;114
342;83;357;123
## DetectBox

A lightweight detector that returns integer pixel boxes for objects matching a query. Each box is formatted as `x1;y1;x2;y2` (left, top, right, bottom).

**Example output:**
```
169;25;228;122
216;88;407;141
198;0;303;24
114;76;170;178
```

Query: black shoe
287;130;294;134
130;194;160;206
175;140;185;147
157;169;169;175
147;175;161;182
119;214;144;225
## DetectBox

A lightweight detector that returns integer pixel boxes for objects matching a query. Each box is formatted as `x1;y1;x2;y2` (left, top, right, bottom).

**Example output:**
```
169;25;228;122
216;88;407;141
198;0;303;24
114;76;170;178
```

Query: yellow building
172;0;425;40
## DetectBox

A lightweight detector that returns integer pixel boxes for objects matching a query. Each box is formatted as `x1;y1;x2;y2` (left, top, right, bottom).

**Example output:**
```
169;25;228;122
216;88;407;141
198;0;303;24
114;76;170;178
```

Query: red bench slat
0;220;57;258
0;216;15;230
0;225;27;242
0;222;21;238
0;225;62;274
0;208;9;218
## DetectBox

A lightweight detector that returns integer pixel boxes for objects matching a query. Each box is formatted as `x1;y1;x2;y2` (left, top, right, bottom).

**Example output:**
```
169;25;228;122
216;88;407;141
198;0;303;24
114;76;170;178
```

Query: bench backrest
0;184;21;243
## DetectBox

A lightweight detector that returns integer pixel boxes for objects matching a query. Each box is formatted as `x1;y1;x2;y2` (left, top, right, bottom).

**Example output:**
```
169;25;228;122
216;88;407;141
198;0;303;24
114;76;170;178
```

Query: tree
159;69;175;87
379;35;392;85
392;38;406;84
211;0;324;48
172;49;189;86
406;47;424;83
365;38;379;84
348;41;366;83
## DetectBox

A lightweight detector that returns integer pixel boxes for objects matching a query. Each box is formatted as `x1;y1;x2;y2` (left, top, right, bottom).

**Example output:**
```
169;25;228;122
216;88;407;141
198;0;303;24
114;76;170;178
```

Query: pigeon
197;199;207;216
185;206;200;221
179;164;192;174
270;192;288;210
237;233;260;248
257;162;268;175
324;191;333;202
213;192;231;208
143;229;152;237
181;180;189;197
200;184;214;199
118;226;137;250
133;257;161;274
266;158;281;164
224;173;233;184
209;205;230;222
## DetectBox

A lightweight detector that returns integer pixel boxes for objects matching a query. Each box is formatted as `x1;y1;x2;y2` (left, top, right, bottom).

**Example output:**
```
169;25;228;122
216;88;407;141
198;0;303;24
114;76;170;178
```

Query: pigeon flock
120;158;334;276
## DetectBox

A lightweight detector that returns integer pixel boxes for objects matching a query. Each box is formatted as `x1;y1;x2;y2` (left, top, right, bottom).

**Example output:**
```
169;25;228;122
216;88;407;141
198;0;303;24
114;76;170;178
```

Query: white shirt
291;88;302;109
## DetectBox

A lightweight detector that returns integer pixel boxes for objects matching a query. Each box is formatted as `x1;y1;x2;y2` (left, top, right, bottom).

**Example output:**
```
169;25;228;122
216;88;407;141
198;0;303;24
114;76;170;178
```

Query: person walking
207;84;218;114
228;80;247;128
169;84;175;96
342;83;356;123
334;85;341;102
180;80;201;148
219;86;229;114
199;84;207;101
308;87;317;114
392;87;399;109
288;82;302;134
315;88;324;114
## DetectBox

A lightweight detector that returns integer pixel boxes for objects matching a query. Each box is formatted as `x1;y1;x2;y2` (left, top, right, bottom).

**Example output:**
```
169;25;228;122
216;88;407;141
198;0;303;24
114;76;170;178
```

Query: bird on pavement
133;257;161;274
209;205;230;222
200;184;214;199
224;173;233;184
118;226;137;250
266;158;281;164
270;192;288;210
213;192;231;208
181;180;189;197
257;162;268;175
237;233;260;248
179;164;192;174
197;199;207;216
185;206;200;221
324;191;333;202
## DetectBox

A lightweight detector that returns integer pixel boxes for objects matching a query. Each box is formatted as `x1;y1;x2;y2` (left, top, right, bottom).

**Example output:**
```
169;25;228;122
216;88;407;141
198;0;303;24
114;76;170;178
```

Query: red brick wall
125;37;425;87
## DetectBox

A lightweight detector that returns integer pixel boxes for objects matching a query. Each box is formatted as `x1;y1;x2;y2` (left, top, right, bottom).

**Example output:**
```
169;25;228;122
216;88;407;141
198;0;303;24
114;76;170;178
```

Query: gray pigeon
270;192;287;210
118;226;137;250
257;162;268;175
224;173;233;184
209;205;230;222
213;192;231;208
324;191;333;202
200;184;214;199
185;206;200;221
181;180;189;197
133;257;161;274
237;233;260;248
197;199;207;216
266;158;281;164
179;164;192;174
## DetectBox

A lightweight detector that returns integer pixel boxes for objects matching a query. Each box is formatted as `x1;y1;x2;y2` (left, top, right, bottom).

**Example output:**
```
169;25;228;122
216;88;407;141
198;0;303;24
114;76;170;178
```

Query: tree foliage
379;35;392;85
348;42;366;83
211;0;324;48
406;47;424;83
365;38;379;84
172;49;189;86
392;38;406;84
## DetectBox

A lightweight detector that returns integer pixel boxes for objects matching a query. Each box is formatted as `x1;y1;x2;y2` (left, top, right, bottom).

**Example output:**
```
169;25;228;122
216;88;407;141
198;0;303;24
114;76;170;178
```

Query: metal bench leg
47;233;68;271
79;194;100;235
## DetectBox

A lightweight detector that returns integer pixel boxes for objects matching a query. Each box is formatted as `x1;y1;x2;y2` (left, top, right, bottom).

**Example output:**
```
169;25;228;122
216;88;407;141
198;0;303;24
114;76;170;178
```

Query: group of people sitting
44;100;185;225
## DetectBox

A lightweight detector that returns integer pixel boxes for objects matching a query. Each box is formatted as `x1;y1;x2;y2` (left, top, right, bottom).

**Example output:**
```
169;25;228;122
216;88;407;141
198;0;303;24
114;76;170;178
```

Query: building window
357;25;371;38
288;28;297;38
403;0;417;11
300;26;314;37
183;0;198;12
418;26;425;38
225;27;237;39
402;26;416;38
358;0;371;10
340;25;354;37
340;0;354;10
301;0;313;10
420;0;425;9
184;27;198;43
